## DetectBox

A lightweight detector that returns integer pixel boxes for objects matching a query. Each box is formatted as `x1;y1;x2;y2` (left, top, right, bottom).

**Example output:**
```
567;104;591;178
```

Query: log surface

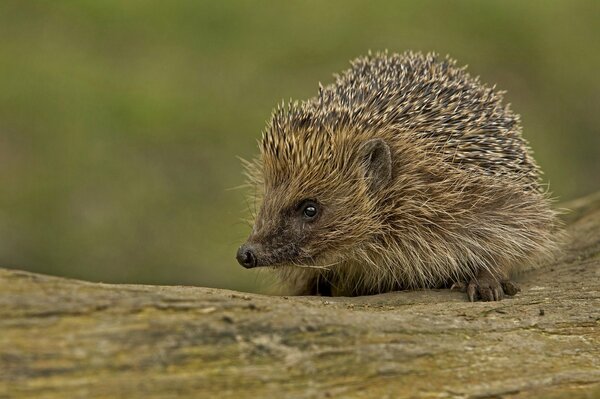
1;192;600;399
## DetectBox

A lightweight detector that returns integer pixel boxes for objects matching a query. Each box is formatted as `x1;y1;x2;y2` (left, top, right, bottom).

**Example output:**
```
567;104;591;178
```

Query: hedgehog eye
299;200;319;221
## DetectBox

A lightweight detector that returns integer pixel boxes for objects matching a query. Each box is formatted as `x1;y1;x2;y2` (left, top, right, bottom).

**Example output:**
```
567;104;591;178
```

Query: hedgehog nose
236;244;257;268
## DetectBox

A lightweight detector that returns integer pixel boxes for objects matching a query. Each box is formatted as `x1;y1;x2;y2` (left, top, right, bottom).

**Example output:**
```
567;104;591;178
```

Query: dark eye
300;201;319;220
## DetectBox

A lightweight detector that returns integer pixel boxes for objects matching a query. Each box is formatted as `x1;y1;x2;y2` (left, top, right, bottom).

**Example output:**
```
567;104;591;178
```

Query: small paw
467;276;504;302
467;276;521;302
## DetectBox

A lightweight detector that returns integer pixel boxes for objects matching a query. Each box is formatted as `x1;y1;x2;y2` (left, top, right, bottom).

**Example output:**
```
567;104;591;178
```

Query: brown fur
240;51;562;296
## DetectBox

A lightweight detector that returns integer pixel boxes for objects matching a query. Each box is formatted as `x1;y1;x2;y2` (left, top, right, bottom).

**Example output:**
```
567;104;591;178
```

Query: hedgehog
236;51;562;301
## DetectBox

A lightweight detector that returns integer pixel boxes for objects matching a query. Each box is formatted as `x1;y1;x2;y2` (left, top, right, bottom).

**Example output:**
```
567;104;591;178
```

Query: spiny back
266;51;541;188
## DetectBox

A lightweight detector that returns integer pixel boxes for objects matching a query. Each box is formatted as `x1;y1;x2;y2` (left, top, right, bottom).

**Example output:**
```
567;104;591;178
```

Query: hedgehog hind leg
466;269;521;302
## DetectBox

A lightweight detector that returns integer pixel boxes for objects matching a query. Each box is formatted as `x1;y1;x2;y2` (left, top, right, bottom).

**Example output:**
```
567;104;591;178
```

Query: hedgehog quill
236;51;562;301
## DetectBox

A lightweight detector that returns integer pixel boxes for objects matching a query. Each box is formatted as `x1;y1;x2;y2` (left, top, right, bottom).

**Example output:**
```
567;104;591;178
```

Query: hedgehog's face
236;195;327;268
237;137;392;269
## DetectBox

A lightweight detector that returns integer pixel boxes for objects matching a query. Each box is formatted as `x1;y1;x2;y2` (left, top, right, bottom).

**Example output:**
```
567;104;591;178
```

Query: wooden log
1;192;600;398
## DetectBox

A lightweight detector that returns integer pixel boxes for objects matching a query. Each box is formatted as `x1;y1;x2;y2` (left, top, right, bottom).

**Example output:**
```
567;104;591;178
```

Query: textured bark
1;192;600;399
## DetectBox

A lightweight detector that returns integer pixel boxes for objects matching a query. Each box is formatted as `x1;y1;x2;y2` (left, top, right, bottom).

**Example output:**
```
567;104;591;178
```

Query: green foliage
0;1;598;292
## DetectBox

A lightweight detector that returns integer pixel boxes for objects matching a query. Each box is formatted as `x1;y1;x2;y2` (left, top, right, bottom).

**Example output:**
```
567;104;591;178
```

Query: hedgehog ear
359;138;392;191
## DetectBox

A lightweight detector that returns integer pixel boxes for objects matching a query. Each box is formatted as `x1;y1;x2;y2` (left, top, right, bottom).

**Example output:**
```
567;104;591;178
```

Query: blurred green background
0;1;598;293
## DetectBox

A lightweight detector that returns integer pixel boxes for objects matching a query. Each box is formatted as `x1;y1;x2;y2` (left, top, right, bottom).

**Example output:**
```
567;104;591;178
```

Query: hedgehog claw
466;283;477;302
450;281;467;292
467;271;514;302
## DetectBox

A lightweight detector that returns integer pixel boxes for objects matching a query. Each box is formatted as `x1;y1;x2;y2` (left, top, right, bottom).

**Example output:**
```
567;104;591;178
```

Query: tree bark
1;192;600;399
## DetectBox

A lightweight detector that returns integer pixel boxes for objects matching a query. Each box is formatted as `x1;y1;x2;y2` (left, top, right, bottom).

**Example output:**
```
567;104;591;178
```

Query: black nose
236;245;257;268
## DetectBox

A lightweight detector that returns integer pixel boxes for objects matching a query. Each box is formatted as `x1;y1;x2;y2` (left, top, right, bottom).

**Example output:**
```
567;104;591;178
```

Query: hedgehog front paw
466;272;522;302
467;277;502;302
467;270;510;302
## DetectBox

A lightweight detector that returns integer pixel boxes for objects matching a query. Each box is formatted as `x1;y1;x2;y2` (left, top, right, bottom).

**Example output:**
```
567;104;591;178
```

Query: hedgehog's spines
248;51;562;296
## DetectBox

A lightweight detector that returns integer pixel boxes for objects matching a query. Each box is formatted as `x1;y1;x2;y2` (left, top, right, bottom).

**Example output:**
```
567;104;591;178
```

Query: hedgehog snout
236;243;258;269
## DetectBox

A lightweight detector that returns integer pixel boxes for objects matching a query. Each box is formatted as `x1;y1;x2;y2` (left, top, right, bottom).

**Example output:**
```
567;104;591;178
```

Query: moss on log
1;192;600;399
